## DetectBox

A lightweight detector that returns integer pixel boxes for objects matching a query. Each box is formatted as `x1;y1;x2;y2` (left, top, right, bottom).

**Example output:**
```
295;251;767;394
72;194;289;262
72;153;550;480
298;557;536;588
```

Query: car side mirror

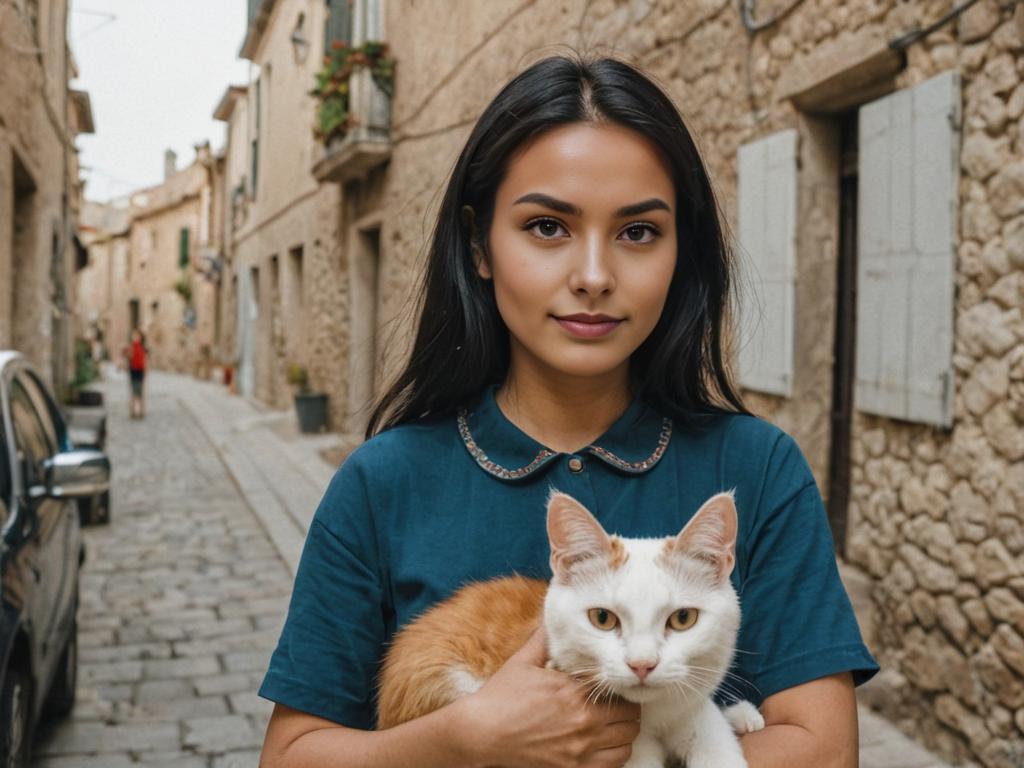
38;449;111;500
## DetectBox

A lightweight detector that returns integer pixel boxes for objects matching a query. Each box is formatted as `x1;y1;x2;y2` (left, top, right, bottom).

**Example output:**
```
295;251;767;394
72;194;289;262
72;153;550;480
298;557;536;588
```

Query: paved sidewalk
36;370;950;765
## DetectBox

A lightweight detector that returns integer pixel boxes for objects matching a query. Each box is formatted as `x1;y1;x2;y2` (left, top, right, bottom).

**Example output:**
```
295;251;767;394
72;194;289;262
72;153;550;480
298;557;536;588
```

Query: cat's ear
665;491;737;582
547;491;613;583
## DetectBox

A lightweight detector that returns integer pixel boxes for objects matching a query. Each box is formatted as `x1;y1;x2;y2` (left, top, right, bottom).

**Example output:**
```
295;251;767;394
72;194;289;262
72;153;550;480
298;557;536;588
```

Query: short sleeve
729;434;879;706
258;452;388;729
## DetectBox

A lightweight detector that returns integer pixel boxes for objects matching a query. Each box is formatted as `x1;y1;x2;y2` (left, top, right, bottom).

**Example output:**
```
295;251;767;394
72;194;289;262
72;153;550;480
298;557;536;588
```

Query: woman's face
481;122;678;385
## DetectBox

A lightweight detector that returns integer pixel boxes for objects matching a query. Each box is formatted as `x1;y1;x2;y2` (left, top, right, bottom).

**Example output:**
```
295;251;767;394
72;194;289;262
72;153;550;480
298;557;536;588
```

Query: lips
553;313;623;339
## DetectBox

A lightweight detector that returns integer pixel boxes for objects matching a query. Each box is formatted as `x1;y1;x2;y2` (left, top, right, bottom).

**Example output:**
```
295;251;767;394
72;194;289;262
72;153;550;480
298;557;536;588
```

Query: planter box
295;392;329;434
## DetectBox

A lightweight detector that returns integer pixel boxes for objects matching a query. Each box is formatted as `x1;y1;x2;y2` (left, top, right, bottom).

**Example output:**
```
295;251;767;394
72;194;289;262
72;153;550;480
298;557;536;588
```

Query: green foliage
286;362;310;392
173;274;192;304
311;40;395;144
72;338;98;390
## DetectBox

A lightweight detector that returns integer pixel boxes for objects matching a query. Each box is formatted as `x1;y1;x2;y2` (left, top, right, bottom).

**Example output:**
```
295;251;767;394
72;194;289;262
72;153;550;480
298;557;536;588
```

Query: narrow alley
30;370;305;766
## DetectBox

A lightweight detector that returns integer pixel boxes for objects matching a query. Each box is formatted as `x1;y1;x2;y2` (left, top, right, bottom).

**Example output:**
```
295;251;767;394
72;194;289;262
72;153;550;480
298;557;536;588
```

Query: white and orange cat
376;489;764;767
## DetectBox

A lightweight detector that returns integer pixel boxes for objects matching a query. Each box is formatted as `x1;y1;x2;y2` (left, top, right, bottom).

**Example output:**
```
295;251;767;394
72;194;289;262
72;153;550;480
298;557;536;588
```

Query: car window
0;404;10;520
10;378;55;487
18;371;62;451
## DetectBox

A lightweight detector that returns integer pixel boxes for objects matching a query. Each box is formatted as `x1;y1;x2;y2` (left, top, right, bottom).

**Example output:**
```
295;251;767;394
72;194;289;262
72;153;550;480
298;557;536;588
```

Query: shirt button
568;456;584;473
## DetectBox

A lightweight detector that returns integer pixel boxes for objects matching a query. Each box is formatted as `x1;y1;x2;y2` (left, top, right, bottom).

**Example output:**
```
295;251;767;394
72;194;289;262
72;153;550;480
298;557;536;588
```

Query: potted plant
287;362;329;433
311;39;395;145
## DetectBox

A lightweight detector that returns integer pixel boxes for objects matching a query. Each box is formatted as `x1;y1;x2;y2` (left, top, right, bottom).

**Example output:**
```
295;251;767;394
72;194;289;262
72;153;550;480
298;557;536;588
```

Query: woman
258;54;878;767
126;329;147;419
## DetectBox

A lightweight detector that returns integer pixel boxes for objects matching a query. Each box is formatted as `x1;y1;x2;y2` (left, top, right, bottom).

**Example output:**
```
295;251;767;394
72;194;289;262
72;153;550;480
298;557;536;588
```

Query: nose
628;660;658;681
568;234;615;297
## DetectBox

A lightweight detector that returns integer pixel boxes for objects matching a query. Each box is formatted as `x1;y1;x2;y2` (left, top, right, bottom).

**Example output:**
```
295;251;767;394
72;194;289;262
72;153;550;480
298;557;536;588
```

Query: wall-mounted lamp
291;13;310;65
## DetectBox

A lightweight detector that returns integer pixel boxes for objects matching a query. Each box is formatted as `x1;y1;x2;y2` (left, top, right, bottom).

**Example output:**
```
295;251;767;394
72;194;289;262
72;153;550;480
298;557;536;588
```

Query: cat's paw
723;700;765;734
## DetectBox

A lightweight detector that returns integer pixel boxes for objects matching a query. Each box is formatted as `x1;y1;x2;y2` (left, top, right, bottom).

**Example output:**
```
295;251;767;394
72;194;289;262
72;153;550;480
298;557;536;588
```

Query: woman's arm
259;627;641;768
260;701;474;768
740;672;858;768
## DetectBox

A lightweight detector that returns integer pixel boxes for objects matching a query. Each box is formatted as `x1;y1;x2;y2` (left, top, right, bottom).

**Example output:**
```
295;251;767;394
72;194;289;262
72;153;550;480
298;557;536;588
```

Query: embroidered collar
457;384;672;482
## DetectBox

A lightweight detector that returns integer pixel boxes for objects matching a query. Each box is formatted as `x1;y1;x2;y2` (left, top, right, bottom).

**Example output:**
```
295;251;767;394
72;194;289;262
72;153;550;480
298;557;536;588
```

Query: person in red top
126;329;147;419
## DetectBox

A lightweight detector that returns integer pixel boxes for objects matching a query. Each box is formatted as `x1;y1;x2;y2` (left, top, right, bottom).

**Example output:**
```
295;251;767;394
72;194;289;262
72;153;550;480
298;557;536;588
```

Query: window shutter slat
856;70;959;427
737;129;798;397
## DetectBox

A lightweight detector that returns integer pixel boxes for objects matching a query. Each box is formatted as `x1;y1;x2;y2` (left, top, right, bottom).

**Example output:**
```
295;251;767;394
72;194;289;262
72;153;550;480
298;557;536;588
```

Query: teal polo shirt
258;384;878;729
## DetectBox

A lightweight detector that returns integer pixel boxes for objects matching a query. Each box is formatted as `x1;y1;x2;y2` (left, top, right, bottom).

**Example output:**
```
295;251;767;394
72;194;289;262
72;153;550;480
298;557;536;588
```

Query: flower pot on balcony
295;391;329;434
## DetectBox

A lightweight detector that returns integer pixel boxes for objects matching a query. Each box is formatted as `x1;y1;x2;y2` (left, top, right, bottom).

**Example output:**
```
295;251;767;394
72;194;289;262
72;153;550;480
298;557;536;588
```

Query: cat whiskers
568;665;616;708
682;664;758;701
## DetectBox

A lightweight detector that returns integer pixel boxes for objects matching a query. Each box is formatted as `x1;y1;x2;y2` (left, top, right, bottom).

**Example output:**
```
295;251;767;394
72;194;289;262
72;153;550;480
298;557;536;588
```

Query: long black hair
366;52;750;438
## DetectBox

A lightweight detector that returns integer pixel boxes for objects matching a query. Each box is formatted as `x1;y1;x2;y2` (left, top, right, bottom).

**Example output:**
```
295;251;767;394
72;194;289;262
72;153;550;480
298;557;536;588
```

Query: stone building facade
76;147;223;375
218;2;1022;761
217;0;388;430
1;0;94;394
74;200;131;360
217;0;333;413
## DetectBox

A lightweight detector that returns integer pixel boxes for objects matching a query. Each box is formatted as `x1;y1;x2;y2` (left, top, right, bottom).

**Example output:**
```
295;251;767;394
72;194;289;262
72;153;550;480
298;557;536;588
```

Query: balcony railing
312;66;392;184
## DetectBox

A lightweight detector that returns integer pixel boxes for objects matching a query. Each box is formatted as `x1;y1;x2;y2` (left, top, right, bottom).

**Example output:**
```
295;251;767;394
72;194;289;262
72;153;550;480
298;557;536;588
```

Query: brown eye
587;608;619;631
667;608;699;631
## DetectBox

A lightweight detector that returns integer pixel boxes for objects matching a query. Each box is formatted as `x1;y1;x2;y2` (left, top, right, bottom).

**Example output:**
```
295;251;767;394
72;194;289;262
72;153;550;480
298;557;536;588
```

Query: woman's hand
452;625;641;768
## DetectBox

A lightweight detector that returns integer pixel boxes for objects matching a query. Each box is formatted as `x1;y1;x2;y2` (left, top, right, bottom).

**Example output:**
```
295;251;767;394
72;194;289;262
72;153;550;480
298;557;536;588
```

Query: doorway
827;111;859;557
347;221;382;433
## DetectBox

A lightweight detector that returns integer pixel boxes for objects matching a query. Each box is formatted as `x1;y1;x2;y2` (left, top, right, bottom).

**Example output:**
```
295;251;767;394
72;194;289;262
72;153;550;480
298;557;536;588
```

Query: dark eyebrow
512;192;671;218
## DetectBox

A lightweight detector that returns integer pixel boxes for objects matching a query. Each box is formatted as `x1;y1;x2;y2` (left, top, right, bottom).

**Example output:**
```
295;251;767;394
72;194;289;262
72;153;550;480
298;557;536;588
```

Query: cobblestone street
31;373;297;767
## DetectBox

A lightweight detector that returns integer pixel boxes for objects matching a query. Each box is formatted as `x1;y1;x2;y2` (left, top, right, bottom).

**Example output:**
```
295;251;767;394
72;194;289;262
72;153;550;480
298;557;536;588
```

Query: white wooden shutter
737;130;798;397
856;70;959;427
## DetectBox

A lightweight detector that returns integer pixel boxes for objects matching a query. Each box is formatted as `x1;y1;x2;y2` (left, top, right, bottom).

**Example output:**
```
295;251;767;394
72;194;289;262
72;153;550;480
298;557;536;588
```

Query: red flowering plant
312;40;395;144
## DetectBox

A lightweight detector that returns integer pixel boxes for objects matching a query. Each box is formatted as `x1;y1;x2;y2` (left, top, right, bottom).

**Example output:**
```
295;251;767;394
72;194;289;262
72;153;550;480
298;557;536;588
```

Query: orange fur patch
608;536;629;569
376;575;548;729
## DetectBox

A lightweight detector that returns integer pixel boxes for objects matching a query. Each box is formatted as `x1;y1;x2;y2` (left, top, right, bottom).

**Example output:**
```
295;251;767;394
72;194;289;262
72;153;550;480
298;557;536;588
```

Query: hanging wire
739;0;808;33
889;0;983;49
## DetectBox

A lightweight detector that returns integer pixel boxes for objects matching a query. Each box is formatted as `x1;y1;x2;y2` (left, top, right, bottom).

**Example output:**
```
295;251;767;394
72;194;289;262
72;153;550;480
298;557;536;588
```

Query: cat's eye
667;608;699;631
587;607;620;631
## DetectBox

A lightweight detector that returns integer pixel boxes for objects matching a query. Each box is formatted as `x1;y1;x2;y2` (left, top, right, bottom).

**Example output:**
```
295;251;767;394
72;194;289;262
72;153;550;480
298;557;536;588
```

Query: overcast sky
70;1;252;202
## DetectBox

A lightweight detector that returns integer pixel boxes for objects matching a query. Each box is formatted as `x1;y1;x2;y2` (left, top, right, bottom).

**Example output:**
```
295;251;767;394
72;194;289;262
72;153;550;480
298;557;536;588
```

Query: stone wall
0;0;77;389
842;8;1024;762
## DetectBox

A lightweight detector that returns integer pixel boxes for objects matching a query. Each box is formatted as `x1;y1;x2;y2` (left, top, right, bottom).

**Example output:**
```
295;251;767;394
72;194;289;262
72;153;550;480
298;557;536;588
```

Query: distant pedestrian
125;329;147;419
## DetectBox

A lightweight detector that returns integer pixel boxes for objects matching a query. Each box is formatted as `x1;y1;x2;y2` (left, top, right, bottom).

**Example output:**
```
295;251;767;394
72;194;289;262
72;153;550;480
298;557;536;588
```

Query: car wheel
42;610;77;719
0;665;32;768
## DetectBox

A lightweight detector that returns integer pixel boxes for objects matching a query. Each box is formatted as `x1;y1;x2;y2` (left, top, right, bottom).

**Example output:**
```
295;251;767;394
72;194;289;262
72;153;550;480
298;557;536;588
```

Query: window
324;0;352;52
10;378;55;487
179;227;191;269
0;406;12;514
252;76;261;199
18;371;62;450
287;245;305;345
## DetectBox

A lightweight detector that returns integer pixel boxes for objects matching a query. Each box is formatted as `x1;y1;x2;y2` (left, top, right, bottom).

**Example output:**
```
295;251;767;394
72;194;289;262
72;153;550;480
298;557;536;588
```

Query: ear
547;490;613;583
462;204;491;279
665;491;738;582
473;243;492;279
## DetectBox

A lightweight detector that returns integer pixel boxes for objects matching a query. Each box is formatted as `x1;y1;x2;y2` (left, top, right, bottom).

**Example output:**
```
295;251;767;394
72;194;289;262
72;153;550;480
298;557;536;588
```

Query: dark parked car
0;351;111;766
66;389;110;526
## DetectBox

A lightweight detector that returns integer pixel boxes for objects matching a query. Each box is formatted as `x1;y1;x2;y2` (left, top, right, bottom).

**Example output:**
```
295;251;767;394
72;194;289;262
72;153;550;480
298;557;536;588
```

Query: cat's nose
628;660;658;681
